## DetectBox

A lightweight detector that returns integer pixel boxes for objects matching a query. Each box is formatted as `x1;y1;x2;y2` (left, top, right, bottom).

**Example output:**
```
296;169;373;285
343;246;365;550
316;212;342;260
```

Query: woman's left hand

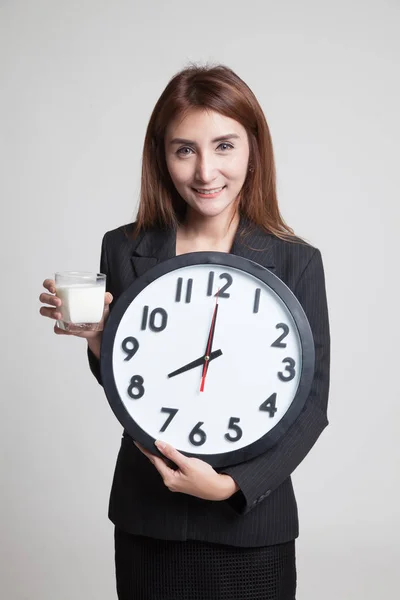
134;440;239;501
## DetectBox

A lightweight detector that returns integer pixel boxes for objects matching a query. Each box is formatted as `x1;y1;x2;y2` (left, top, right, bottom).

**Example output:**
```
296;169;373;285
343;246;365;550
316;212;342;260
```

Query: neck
180;207;240;244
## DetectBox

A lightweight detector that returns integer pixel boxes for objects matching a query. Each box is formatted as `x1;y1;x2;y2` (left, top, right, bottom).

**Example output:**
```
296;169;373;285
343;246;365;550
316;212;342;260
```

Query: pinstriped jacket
88;216;330;547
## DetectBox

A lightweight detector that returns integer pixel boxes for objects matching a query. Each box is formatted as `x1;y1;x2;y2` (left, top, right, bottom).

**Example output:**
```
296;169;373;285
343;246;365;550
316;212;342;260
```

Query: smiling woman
40;63;330;600
137;64;295;243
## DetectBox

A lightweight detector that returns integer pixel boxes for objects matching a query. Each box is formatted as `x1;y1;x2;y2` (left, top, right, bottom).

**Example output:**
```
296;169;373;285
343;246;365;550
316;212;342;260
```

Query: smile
193;186;226;197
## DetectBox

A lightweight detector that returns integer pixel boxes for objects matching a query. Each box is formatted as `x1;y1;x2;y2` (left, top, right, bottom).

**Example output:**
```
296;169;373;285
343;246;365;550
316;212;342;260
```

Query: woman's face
164;108;250;219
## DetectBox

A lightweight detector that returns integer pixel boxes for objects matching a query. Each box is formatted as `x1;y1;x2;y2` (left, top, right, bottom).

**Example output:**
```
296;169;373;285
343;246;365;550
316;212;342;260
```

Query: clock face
101;253;315;467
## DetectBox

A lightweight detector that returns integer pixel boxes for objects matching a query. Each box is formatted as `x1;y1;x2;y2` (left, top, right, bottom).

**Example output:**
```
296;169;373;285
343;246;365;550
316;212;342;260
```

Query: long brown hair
135;63;295;240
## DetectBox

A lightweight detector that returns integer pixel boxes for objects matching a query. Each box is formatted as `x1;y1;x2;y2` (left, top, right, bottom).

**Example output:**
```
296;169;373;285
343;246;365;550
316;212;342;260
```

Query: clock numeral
224;417;243;442
189;422;207;447
218;273;233;298
207;271;233;298
176;278;193;303
259;393;278;417
271;323;290;348
141;306;168;332
253;288;261;313
160;407;179;432
127;375;145;399
207;271;214;296
278;358;296;382
121;336;139;361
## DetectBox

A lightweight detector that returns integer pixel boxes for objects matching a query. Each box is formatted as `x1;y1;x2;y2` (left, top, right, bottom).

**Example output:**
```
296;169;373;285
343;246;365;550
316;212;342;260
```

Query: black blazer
88;216;330;548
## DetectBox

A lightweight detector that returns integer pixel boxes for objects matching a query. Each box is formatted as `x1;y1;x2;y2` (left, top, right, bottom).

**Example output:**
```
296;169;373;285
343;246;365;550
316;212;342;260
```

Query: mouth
192;185;226;198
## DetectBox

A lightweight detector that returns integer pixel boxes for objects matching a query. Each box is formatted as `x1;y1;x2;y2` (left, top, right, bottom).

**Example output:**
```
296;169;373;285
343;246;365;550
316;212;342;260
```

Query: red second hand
200;290;219;392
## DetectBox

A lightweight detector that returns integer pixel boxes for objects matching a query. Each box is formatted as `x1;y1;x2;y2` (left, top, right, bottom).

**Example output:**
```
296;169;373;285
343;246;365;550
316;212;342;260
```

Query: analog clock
100;252;315;468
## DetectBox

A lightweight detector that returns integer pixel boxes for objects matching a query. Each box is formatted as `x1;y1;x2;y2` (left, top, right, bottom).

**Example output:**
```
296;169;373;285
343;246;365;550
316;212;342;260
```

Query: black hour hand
168;349;222;379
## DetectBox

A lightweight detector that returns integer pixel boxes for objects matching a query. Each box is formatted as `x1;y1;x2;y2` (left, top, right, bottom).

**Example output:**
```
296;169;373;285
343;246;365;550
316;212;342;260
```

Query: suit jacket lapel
130;215;276;278
230;216;276;271
131;226;177;278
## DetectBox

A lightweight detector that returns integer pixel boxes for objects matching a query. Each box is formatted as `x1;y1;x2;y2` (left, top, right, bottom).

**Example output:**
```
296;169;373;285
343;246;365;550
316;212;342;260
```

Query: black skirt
114;528;296;600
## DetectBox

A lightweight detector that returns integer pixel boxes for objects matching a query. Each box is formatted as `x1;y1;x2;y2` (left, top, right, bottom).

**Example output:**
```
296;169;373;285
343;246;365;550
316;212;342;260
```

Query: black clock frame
100;252;315;468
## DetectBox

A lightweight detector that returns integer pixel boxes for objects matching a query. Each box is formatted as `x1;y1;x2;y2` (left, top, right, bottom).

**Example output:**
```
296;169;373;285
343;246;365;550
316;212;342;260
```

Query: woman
40;64;330;599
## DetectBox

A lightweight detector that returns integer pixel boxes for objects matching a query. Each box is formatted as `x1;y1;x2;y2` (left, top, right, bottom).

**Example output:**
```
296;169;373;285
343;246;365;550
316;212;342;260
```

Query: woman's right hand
39;279;113;358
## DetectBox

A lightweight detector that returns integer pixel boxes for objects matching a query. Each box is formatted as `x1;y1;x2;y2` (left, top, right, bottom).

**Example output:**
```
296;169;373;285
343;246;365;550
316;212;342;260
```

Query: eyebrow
169;133;241;145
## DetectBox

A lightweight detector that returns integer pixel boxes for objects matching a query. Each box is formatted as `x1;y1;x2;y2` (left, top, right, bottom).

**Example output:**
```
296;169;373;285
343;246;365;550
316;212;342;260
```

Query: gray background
1;1;399;598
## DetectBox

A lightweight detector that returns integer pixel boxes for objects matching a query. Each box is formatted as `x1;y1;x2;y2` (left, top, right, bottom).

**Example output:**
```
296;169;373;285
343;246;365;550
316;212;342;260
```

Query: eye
217;143;234;151
176;147;194;156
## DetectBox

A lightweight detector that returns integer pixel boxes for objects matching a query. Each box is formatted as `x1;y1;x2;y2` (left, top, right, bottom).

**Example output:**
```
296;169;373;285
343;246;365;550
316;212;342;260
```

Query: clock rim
100;251;315;468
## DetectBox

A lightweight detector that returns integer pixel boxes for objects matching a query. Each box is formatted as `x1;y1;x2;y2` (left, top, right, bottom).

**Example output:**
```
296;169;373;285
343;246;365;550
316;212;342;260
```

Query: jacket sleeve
220;248;331;515
87;233;110;386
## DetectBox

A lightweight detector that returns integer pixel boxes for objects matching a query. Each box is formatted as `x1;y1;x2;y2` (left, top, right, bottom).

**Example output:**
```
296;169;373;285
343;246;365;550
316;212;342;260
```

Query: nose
194;153;217;184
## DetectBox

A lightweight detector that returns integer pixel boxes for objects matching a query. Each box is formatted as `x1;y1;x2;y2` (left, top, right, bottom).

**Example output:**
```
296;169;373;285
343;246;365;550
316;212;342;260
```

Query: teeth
195;186;224;194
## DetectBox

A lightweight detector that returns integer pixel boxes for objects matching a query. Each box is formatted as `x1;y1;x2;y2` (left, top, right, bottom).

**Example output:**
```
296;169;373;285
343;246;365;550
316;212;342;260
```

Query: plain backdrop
1;1;399;598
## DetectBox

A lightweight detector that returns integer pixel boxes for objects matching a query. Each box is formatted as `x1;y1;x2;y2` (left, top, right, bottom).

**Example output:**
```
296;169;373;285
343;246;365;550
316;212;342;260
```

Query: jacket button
258;490;271;501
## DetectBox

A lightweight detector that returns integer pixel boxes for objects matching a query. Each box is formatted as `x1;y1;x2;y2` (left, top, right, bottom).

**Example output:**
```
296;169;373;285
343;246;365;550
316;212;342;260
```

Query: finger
134;442;171;473
134;442;180;491
54;323;73;335
43;279;56;293
154;441;189;471
151;454;175;480
39;306;63;320
39;292;62;307
104;292;113;305
134;441;155;461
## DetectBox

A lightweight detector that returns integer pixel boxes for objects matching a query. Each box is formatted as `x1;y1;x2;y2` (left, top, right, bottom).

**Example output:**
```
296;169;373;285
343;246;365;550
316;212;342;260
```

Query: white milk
56;283;105;323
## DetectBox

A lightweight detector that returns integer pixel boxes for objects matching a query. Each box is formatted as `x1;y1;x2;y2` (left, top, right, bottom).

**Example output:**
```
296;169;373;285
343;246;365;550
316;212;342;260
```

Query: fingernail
155;440;166;450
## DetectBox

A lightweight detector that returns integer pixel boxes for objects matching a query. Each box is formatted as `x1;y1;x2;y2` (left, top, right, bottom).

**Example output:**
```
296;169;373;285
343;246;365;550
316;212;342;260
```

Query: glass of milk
55;272;106;331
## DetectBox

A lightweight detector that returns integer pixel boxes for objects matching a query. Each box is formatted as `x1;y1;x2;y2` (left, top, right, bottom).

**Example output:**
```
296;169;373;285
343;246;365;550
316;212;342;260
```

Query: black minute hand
167;349;222;379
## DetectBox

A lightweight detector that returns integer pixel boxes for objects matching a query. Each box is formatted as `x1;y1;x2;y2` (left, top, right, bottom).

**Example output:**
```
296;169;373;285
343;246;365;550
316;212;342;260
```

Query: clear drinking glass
55;271;106;332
